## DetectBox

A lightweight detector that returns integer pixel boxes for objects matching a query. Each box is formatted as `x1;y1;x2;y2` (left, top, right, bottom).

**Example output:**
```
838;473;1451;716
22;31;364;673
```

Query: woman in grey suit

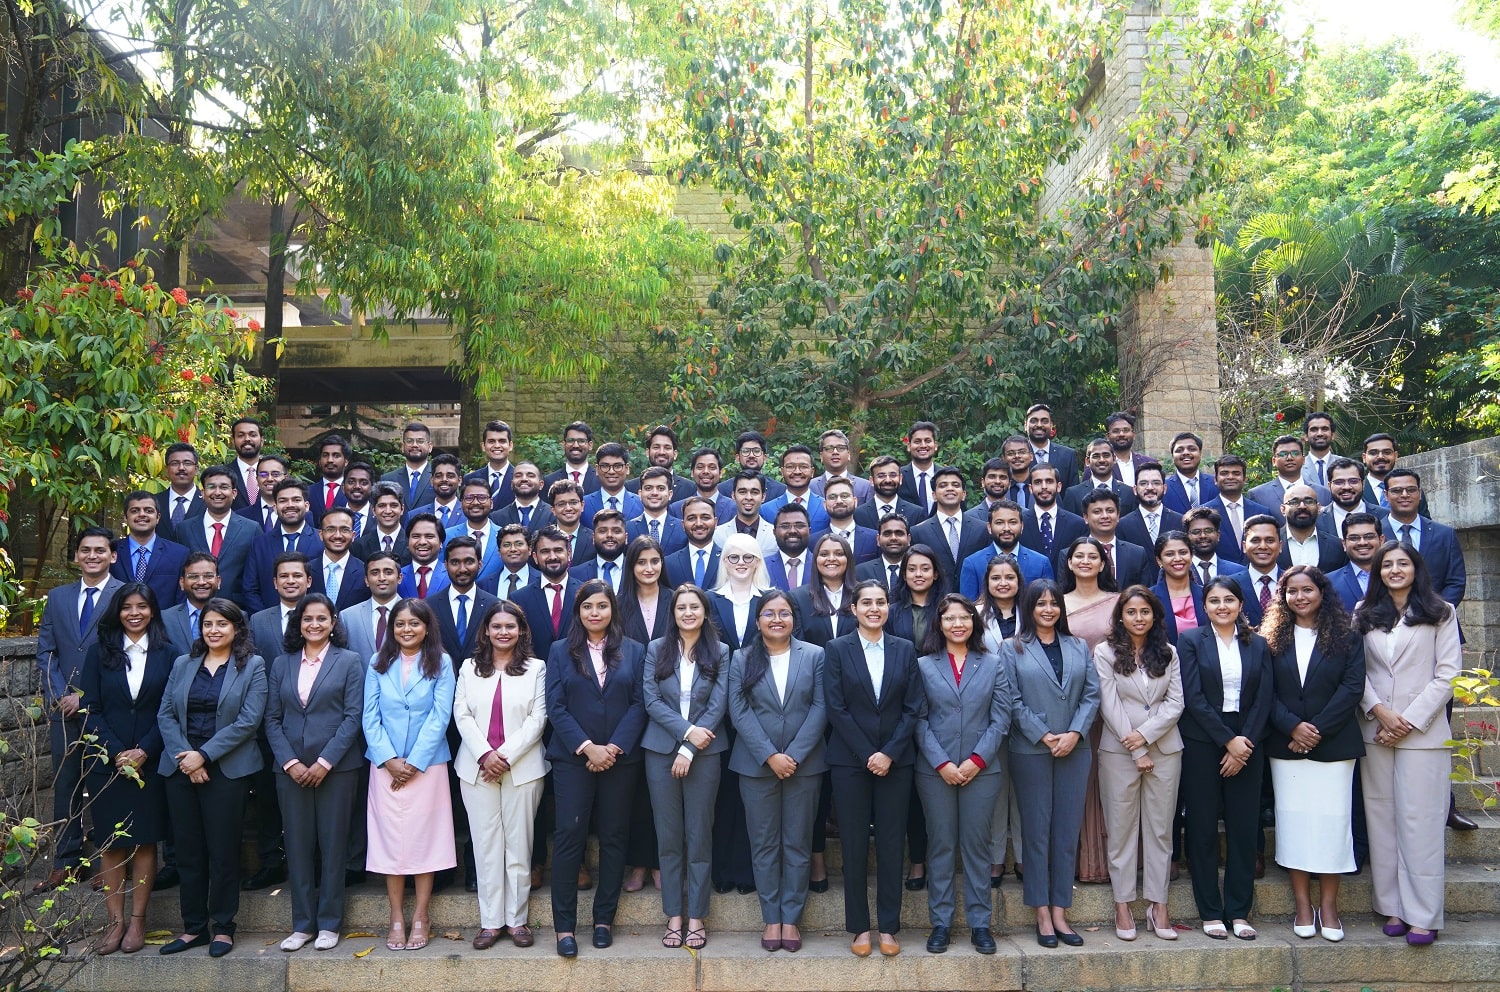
156;598;268;957
642;584;730;951
912;594;1012;955
728;589;826;953
264;593;366;952
1355;542;1459;945
1002;579;1099;948
1092;586;1184;942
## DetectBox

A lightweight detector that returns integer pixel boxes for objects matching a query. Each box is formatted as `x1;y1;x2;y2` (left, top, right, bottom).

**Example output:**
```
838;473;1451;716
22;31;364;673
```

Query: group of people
33;409;1467;958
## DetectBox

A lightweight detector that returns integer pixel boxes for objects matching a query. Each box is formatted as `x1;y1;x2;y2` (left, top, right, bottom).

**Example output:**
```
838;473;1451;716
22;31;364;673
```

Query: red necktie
326;481;338;506
417;565;431;598
486;677;506;749
548;583;564;635
571;471;580;484
210;522;224;557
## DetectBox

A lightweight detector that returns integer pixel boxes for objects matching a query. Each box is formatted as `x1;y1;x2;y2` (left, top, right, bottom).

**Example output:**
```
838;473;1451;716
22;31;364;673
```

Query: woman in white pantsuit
1355;542;1460;946
453;600;549;950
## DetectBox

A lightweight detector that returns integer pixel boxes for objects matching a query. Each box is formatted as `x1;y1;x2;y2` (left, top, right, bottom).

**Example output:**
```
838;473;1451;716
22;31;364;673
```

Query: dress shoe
990;872;1003;889
577;868;594;891
1146;907;1177;941
154;866;180;890
96;919;126;955
1318;911;1345;942
1407;928;1437;945
1056;927;1084;947
472;928;503;950
159;932;210;955
736;884;756;895
905;873;927;891
925;925;950;953
209;935;235;957
556;935;578;957
878;934;900;956
808;877;829;893
31;868;74;894
1034;926;1058;949
511;925;534;947
465;875;479;893
280;932;314;952
314;931;339;950
592;925;612;949
970;927;997;954
1382;920;1411;937
850;933;873;957
1292;913;1317;939
1448;810;1479;831
1253;854;1265;879
713;881;734;894
781;929;802;952
1013;863;1023;881
344;869;367;887
761;934;781;951
242;861;287;891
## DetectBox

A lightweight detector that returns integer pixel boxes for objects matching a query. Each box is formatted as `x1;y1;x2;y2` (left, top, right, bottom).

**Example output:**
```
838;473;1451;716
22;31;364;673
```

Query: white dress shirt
1285;530;1321;568
768;649;792;705
124;635;149;700
1216;633;1243;711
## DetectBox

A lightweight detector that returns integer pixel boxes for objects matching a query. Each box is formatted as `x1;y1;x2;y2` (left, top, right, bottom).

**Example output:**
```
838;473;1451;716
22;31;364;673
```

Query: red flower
248;318;261;332
125;259;139;268
16;288;33;300
1275;411;1285;421
138;436;155;454
9;329;20;340
181;369;196;380
170;287;189;306
199;374;213;385
177;427;191;442
115;291;125;303
223;308;239;318
79;273;94;284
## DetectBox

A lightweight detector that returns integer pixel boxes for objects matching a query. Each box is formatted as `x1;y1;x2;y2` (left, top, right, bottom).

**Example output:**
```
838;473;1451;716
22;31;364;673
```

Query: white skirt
1270;757;1356;874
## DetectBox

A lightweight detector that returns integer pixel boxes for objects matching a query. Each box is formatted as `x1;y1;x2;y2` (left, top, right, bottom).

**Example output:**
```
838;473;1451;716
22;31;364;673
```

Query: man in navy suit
1277;484;1347;574
179;466;259;605
812;477;879;563
1116;461;1182;556
162;551;222;656
243;477;324;614
383;421;437;511
541;479;589;562
665;497;722;589
1327;512;1382;612
859;455;927;529
235;453;288;534
110;490;190;609
398;513;449;599
625;425;696;503
512;528;579;660
305;433;351;526
1382;468;1466;608
491;462;554;531
353;482;409;565
1231;515;1284;628
855;513;912;594
1105;411;1151;487
32;528;123;889
1060;488;1150;588
308;507;370;610
671;448;736;523
1361;433;1430;516
896;421;940;516
1318;456;1390;545
1002;435;1036;511
450;479;507;586
627;466;689;553
761;446;829;534
405;452;465;532
463;419;515;509
1247;435;1331;521
909;466;990;587
1018;464;1087;561
1202;454;1274;564
543;421;602;500
222;416;266;510
581;443;642;526
1182;507;1246;585
155;442;204;542
429;537;498;664
480;524;542;599
963;458;1014;525
958;499;1053;598
1300;412;1339;489
1024;403;1080;489
570;509;629;594
763;503;815;591
1062;438;1138;516
719;431;785;500
1162;432;1219;514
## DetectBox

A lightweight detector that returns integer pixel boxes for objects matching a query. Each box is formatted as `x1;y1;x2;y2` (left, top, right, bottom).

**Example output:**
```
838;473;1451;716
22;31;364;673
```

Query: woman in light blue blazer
156;598;267;957
362;597;456;952
1002;579;1100;948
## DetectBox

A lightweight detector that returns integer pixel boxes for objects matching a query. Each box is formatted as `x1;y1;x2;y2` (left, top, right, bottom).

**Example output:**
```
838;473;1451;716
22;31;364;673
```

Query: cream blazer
453;657;550;786
1359;607;1460;750
1093;642;1185;759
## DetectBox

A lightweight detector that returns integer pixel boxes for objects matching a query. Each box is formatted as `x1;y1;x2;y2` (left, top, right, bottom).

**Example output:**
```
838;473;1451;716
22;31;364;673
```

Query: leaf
353;944;376;957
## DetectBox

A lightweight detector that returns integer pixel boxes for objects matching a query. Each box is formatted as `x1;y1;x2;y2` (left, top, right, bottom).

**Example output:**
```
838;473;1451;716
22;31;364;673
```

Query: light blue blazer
362;652;456;771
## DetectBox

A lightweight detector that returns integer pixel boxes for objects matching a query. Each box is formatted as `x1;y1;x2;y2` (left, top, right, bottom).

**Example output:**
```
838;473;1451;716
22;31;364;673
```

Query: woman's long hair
1059;535;1119;594
191;597;255;670
471;599;535;678
281;592;348;655
920;593;986;656
1106;585;1174;678
806;533;855;618
1355;540;1452;634
95;582;166;671
1261;565;1353;656
565;578;624;677
618;534;667;606
1201;576;1252;646
653;584;725;683
1014;579;1072;644
975;555;1022;630
372;598;446;681
738;588;794;701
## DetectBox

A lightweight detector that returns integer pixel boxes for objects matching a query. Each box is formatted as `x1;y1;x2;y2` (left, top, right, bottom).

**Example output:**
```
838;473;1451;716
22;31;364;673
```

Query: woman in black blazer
544;579;648;957
1176;576;1273;941
1260;565;1365;942
78;582;174;955
824;580;922;956
789;534;858;648
618;535;669;892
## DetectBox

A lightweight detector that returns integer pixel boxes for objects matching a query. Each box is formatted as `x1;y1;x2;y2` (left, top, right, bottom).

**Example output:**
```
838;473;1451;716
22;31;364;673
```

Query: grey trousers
645;750;722;919
915;769;1003;929
739;773;820;925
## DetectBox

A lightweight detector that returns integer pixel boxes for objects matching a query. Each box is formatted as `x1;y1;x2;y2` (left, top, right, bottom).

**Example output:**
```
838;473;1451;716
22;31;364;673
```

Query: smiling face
682;502;717;543
1086;442;1114;480
822;481;856;522
203;474;236;514
989;507;1022;549
300;601;334;647
1134;467;1164;509
511;463;542;501
1342;521;1381;567
407;521;442;565
1379;546;1415;594
1031;590;1061;632
593;517;628;557
533;536;571;579
871;462;902;500
1327;464;1366;511
673;591;707;633
1171;438;1201;475
986;562;1020;605
403;428;434;465
902;553;936;594
1212;462;1245;499
430;462;461;500
781;452;814;491
365;557;401;599
446;546;481;590
906;429;937;466
691;454;722;493
981;466;1011;501
391;609;428;652
579;591;613;635
1157;537;1193;579
481;428;511;467
1204;586;1242;627
1185;517;1220;558
1283;572;1322;623
639;477;672;513
343;467;373;508
179;558;222;607
1243;522;1282;569
373;492;404;530
756;597;794;642
932;474;965;511
318;443;347;480
646;434;678;469
166;449;198;488
1024;409;1054;446
273;560;311;604
596;454;629;492
855;586;889;632
119;592;153;637
773;513;810;556
1002;440;1032;474
733;476;765;520
563;429;593;466
819;435;851;474
814;538;848;582
550;488;584;527
633;547;664;587
1084;499;1119;538
199;610;236;652
498;530;531;569
125;496;160;539
486;610;520;654
1120;594;1155;639
319;512;355;554
722;545;760;582
233;422;263;460
939;601;974;645
75;535;116;581
877;517;909;558
1067;542;1103;579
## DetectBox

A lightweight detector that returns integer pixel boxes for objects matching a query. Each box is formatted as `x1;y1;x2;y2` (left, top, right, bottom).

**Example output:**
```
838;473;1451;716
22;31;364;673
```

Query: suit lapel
302;649;340;708
1027;639;1062;688
216;658;242;724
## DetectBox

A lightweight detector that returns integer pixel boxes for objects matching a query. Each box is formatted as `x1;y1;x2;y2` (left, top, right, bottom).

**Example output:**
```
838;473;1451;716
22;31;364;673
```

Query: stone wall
0;637;48;815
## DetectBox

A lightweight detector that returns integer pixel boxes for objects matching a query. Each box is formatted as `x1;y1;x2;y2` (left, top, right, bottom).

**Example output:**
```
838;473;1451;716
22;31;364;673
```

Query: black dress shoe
736;884;756;895
465;874;479;893
808;877;829;893
556;935;578;958
592;925;612;949
1253;854;1265;879
1449;810;1479;831
242;862;287;891
971;927;997;954
154;866;180;890
713;881;734;894
159;932;210;955
344;869;367;887
925;925;949;953
990;873;1003;889
1057;928;1084;947
905;874;927;891
208;936;234;958
1035;926;1058;949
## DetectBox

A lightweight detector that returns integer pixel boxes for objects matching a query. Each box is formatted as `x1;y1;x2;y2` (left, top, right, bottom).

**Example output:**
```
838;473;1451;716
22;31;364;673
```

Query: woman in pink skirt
362;598;457;951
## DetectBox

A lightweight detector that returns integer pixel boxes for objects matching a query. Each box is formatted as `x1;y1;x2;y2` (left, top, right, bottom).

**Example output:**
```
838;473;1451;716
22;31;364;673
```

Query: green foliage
1451;665;1500;813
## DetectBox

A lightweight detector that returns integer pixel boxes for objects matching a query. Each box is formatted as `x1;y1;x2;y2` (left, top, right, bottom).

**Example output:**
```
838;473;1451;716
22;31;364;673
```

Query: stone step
139;861;1500;935
64;917;1500;992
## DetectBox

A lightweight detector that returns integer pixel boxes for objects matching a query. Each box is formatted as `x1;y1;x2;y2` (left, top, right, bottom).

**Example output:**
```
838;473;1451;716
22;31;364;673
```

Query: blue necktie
439;505;451;528
608;496;619;511
172;495;188;526
1040;511;1053;553
1399;523;1414;548
351;512;362;538
284;532;297;551
78;586;97;636
603;560;615;589
649;518;660;540
262;504;274;531
410;471;421;504
455;593;469;641
189;608;200;637
519;505;531;527
1357;569;1369;594
694;549;707;587
134;546;149;580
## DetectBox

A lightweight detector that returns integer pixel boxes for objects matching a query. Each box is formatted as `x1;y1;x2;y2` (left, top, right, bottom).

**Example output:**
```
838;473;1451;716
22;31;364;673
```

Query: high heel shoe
1318;910;1345;942
1146;906;1176;941
1114;906;1136;941
1292;910;1317;939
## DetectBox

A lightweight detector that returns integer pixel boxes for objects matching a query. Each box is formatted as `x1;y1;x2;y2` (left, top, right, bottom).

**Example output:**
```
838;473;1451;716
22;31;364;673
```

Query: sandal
406;919;429;951
685;927;707;950
1203;920;1229;940
662;927;684;948
386;920;407;951
1232;920;1257;941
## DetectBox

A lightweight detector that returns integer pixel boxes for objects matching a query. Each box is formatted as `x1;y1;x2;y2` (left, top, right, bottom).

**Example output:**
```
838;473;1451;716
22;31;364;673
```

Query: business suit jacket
787;585;857;647
1150;579;1207;644
915;645;1015;774
665;544;722;590
79;639;174;770
1277;527;1348;574
156;652;268;779
1315;502;1388;544
384;464;435;511
856;495;927;530
352;526;410;566
1031;444;1080;490
1162;472;1219;515
36;578;125;705
1019;505;1088;560
1092;641;1184;759
897;465;937;516
489;501;555;533
405;500;463;531
249;605;291;664
155;489;205;542
810;473;873;503
1232;568;1281;629
669;492;737;523
641;639;731;757
1382;517;1466;607
453;656;549;786
1111;452;1153;484
1116;506;1184;555
620;592;674;645
855;558;906;596
264;646;366;773
221;461;259;510
709;591;762;652
361;652;455;771
513;578;580;663
582;488;642;527
1265;630;1365;762
1202;496;1276;564
1247;478;1333;522
1061;479;1139;517
179;512;258;606
546;464;601;498
714;518;778;559
1364;479;1430;518
305;477;349;526
1004;636;1099;754
760;491;829;533
626;473;697;504
341;597;397;662
478;566;542;600
110;536;190;609
463;463;514;508
399;560;450;599
812;525;879;565
1052;537;1149;590
429;586;499;667
727;639;827;776
236;499;278;535
444;520;505;584
823;633;920;767
243;526;323;614
627;514;689;555
308;553;371;611
762;551;815;592
544;637;648;763
1328;564;1368;613
958;544;1053;600
910;513;990;587
1174;625;1273;747
1358;607;1460;749
161;604;198;657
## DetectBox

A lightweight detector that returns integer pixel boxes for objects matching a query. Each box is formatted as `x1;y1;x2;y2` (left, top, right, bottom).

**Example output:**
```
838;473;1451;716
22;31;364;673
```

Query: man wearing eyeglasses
235;454;290;533
1276;484;1347;573
310;506;371;609
1380;468;1465;608
719;431;786;500
809;429;873;502
1248;435;1331;521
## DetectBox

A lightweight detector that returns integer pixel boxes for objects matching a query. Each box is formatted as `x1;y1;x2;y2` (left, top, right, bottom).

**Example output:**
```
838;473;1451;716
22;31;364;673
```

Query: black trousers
47;716;88;867
247;733;284;867
711;754;754;889
550;759;639;933
1182;721;1264;923
831;764;912;935
626;777;659;868
165;763;250;936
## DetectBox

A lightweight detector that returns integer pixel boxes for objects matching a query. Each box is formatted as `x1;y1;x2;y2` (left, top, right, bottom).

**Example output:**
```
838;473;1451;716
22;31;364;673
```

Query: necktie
917;472;929;510
1035;447;1048;463
438;505;451;528
1186;476;1199;507
472;529;485;557
1378;482;1388;508
326;561;342;600
571;471;580;484
172;495;188;526
383;535;393;552
1259;575;1273;611
417;565;431;598
880;504;895;517
1357;569;1369;594
189;608;200;636
649;518;660;540
134;546;149;580
507;573;519;598
375;605;388;650
1017;482;1030;510
491;471;501;495
410;471;421;503
787;558;801;587
246;467;257;499
486;677;506;749
566;533;576;559
548;583;564;634
946;516;959;560
325;481;338;507
1100;542;1115;577
351;511;362;538
1199;562;1212;585
694;549;707;587
1399;523;1414;548
1040;511;1053;553
794;496;804;506
1147;511;1159;543
79;586;97;635
607;496;619;511
519;505;532;527
260;503;272;531
455;593;469;641
603;560;616;589
211;522;224;557
1226;502;1242;544
284;531;297;551
1315;459;1325;486
888;563;900;589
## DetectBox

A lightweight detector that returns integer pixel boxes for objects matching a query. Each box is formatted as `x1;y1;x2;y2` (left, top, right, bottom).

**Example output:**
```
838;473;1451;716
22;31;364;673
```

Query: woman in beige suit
1093;586;1184;942
454;600;549;950
1355;541;1460;946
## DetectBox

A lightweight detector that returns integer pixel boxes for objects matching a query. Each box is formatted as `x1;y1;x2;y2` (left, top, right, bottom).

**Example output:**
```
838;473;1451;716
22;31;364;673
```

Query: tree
655;0;1298;452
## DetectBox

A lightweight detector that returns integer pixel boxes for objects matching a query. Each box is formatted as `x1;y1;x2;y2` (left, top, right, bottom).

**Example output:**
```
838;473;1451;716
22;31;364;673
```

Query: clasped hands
584;741;623;772
383;756;419;791
175;749;210;784
938;757;981;787
479;750;512;783
285;760;331;787
1371;704;1413;746
1220;735;1254;777
1041;730;1081;759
